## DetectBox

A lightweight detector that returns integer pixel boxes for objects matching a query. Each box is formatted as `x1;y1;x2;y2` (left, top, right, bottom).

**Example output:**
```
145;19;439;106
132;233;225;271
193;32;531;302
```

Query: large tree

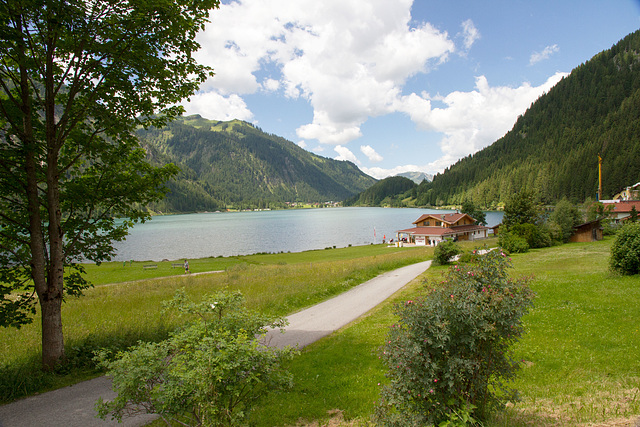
0;0;218;369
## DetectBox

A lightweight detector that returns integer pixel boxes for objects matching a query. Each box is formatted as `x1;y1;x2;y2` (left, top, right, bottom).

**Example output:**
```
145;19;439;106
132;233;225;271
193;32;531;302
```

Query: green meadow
2;238;639;426
249;238;640;426
0;244;433;403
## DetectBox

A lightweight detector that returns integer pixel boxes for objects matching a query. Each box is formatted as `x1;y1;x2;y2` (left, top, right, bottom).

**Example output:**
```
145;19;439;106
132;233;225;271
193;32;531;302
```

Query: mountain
138;115;376;212
343;176;416;207
414;29;640;208
395;171;433;184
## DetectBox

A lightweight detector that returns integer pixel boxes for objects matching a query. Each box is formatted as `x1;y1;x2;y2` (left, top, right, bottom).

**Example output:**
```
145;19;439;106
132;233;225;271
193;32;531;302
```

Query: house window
436;221;441;226
424;221;430;226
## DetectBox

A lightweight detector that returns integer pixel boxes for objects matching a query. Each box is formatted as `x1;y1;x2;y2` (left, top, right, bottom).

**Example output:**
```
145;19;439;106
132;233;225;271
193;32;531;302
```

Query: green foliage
415;30;640;206
629;205;638;222
376;250;535;425
509;223;553;249
460;200;487;226
609;223;640;275
498;232;530;254
549;199;584;242
0;0;216;368
343;176;416;207
502;191;542;229
95;290;297;426
433;240;462;265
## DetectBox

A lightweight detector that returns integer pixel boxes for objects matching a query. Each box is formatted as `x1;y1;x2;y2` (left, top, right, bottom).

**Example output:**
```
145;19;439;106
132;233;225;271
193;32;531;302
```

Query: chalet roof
397;224;487;237
412;212;473;225
602;201;640;213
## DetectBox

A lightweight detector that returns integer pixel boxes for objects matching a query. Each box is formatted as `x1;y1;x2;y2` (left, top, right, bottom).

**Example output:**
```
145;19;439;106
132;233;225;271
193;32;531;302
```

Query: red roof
412;212;473;226
397;224;487;237
603;201;640;213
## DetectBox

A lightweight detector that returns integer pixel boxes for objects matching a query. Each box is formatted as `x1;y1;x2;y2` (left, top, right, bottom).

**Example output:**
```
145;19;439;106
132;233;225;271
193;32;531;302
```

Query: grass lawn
3;237;638;426
0;243;434;403
81;244;423;286
250;238;640;426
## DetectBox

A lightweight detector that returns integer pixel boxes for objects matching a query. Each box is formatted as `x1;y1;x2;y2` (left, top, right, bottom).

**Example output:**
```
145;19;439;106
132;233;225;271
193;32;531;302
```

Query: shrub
499;231;530;254
550;199;583;243
509;223;552;249
95;290;297;426
433;240;461;265
376;250;535;425
610;223;640;275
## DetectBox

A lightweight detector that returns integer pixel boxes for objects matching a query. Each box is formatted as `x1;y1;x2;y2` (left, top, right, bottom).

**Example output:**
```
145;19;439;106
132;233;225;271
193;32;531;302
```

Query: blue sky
182;0;640;179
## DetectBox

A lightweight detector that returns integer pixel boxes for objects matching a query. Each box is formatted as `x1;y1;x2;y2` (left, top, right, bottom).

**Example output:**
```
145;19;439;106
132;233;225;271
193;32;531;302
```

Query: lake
113;207;504;262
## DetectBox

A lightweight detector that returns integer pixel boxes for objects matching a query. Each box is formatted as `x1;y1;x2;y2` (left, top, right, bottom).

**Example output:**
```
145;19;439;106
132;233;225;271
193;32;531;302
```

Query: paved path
0;261;431;427
262;260;432;349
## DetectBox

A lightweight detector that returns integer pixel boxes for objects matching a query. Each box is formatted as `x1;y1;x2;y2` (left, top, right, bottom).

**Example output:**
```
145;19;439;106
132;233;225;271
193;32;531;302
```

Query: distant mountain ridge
395;171;433;184
413;29;640;207
139;115;376;212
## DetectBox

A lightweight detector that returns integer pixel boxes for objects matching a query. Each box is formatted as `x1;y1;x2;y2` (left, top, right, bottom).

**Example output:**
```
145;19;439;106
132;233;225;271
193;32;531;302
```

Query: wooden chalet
396;212;488;246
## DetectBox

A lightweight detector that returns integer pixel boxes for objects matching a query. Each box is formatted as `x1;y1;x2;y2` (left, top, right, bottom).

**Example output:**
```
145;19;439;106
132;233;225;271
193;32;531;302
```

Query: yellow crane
598;153;603;201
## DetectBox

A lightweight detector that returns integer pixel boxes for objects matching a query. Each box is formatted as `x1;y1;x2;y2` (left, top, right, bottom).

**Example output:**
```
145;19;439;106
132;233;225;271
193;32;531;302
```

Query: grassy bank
0;244;433;403
81;244;421;286
249;238;640;426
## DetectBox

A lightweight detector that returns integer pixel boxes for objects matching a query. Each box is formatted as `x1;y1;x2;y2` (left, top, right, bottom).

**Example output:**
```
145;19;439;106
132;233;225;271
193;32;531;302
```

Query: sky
181;0;640;180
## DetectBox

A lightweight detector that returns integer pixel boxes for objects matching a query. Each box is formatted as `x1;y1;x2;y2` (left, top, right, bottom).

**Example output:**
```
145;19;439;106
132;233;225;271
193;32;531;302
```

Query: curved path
0;260;431;427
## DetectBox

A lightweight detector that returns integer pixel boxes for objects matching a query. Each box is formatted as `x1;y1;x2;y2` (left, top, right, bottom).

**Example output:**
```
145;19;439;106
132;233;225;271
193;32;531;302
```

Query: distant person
184;260;189;274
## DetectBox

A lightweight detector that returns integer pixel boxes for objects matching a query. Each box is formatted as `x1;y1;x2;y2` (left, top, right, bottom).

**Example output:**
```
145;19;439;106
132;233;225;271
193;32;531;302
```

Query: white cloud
334;145;360;163
529;44;560;65
397;72;568;173
297;140;307;149
189;0;455;139
360;145;383;162
262;78;280;92
181;91;253;121
459;19;480;51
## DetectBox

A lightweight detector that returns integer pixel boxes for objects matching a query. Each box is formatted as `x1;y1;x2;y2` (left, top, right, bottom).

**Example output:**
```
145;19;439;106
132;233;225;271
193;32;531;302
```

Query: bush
376;250;535;425
433;240;461;265
549;199;583;243
95;290;297;426
509;223;552;249
499;231;530;253
610;223;640;275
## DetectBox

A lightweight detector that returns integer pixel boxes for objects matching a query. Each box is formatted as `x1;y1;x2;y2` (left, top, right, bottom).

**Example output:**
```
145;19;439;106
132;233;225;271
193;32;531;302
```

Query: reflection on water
113;207;503;261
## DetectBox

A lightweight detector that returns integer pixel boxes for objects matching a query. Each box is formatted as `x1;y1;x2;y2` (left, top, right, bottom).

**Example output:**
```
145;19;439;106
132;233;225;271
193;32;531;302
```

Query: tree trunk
40;292;65;369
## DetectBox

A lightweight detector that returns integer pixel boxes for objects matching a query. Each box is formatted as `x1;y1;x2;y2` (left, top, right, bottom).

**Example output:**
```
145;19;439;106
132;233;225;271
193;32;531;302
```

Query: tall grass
0;245;432;403
249;238;640;426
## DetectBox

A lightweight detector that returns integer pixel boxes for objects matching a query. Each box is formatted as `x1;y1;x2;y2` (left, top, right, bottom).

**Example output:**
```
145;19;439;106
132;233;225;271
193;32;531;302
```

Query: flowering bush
376;249;535;425
95;290;297;426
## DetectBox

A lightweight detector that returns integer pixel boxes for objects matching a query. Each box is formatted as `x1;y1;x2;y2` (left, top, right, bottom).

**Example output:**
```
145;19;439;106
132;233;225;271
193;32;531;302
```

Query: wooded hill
343;176;417;207
414;29;640;208
138;115;376;212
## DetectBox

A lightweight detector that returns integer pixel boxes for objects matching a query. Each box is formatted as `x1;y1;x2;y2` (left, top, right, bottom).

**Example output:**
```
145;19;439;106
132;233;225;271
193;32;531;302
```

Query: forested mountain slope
416;29;640;207
139;115;376;212
343;176;417;207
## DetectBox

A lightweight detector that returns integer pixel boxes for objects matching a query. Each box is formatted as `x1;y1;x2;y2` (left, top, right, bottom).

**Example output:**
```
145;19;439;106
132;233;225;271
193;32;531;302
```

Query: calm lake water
113;207;504;262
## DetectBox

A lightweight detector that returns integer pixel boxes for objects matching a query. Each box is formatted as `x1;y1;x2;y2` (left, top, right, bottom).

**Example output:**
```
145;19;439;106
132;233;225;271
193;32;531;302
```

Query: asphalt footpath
0;260;432;427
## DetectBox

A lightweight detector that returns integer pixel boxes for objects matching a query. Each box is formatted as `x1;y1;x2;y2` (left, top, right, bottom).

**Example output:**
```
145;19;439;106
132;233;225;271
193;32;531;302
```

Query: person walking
184;260;190;274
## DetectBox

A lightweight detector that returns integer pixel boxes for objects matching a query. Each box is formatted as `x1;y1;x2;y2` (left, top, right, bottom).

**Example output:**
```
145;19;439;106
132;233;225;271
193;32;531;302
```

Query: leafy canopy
0;0;219;367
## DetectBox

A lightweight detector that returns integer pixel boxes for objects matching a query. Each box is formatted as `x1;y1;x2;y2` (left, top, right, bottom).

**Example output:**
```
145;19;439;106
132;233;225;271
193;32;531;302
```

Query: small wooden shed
569;220;603;243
